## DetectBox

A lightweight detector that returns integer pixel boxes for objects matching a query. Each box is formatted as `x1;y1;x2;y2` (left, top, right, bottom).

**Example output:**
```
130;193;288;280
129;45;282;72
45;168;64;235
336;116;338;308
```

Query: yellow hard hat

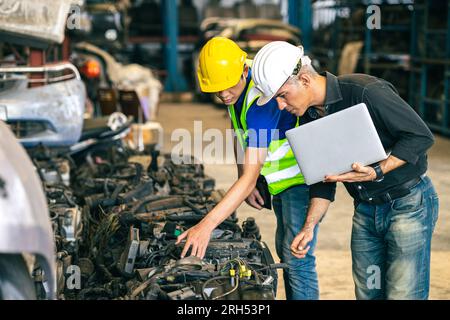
197;37;247;93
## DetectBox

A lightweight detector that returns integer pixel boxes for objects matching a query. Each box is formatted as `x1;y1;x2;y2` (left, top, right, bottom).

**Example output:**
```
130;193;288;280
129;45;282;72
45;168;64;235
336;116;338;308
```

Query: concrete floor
156;102;450;300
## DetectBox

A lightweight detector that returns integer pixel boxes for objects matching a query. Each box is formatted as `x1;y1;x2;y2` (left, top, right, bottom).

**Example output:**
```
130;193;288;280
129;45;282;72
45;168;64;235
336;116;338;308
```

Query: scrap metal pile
28;141;279;300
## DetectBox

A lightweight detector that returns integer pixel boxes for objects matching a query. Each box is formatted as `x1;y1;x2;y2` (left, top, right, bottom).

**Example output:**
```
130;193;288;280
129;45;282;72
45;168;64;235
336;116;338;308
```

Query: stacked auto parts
27;137;279;300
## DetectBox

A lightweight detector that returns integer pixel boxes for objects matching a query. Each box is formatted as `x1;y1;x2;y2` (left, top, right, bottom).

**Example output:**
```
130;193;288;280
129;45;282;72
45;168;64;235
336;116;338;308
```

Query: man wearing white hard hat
252;41;438;300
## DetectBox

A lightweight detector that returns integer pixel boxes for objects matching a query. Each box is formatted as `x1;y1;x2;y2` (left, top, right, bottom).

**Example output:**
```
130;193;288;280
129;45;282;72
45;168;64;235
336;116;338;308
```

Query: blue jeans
272;184;320;300
351;175;439;300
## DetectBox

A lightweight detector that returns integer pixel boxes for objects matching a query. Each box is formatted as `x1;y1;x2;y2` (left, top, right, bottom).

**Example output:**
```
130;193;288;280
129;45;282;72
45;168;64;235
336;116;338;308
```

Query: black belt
361;176;423;205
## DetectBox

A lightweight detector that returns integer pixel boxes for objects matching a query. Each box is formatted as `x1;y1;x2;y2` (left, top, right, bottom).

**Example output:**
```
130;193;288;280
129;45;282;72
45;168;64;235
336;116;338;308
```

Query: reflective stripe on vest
228;79;305;195
265;140;291;162
264;163;301;184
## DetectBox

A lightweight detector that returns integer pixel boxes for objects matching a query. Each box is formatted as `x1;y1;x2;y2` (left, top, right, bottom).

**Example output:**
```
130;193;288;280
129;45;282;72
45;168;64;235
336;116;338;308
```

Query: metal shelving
362;3;413;99
311;1;413;99
409;1;450;136
311;1;450;136
311;1;365;74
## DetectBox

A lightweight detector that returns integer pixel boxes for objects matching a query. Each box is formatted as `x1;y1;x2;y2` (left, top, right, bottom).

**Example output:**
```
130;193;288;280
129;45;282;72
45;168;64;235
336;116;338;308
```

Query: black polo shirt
307;72;435;202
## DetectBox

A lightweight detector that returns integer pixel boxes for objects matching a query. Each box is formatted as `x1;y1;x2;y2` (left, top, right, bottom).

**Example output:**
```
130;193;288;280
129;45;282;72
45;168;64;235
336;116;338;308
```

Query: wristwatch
372;163;384;182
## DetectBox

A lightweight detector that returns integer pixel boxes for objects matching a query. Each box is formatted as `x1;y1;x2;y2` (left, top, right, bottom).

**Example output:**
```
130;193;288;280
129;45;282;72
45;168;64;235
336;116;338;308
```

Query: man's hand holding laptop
324;162;377;183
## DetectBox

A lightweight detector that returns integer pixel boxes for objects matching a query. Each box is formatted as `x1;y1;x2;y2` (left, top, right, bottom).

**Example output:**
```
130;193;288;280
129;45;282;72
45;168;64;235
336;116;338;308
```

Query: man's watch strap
372;163;384;182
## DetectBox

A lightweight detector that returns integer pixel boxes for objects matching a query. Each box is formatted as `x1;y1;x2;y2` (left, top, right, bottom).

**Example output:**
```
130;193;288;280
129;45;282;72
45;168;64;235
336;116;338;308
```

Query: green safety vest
228;79;305;195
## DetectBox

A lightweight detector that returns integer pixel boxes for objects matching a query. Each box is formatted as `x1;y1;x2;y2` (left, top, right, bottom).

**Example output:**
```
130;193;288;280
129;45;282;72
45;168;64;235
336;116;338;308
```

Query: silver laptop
285;103;388;185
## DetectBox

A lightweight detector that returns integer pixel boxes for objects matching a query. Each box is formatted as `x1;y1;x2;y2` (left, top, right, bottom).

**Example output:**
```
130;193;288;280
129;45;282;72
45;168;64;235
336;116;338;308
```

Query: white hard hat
252;41;310;106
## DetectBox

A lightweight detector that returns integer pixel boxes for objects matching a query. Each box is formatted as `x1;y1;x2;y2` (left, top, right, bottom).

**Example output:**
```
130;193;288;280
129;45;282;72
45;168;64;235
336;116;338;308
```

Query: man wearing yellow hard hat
176;37;335;300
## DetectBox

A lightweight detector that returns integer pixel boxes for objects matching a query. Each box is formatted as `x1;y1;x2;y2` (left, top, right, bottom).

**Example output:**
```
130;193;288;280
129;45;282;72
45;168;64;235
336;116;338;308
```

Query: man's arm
176;147;267;258
324;156;406;183
290;180;336;259
370;82;435;165
325;82;433;183
291;197;331;259
233;128;265;209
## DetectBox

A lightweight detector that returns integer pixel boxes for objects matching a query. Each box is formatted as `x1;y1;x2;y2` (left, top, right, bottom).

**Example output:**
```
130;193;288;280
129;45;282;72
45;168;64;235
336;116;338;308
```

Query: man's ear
243;64;249;79
299;73;311;88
